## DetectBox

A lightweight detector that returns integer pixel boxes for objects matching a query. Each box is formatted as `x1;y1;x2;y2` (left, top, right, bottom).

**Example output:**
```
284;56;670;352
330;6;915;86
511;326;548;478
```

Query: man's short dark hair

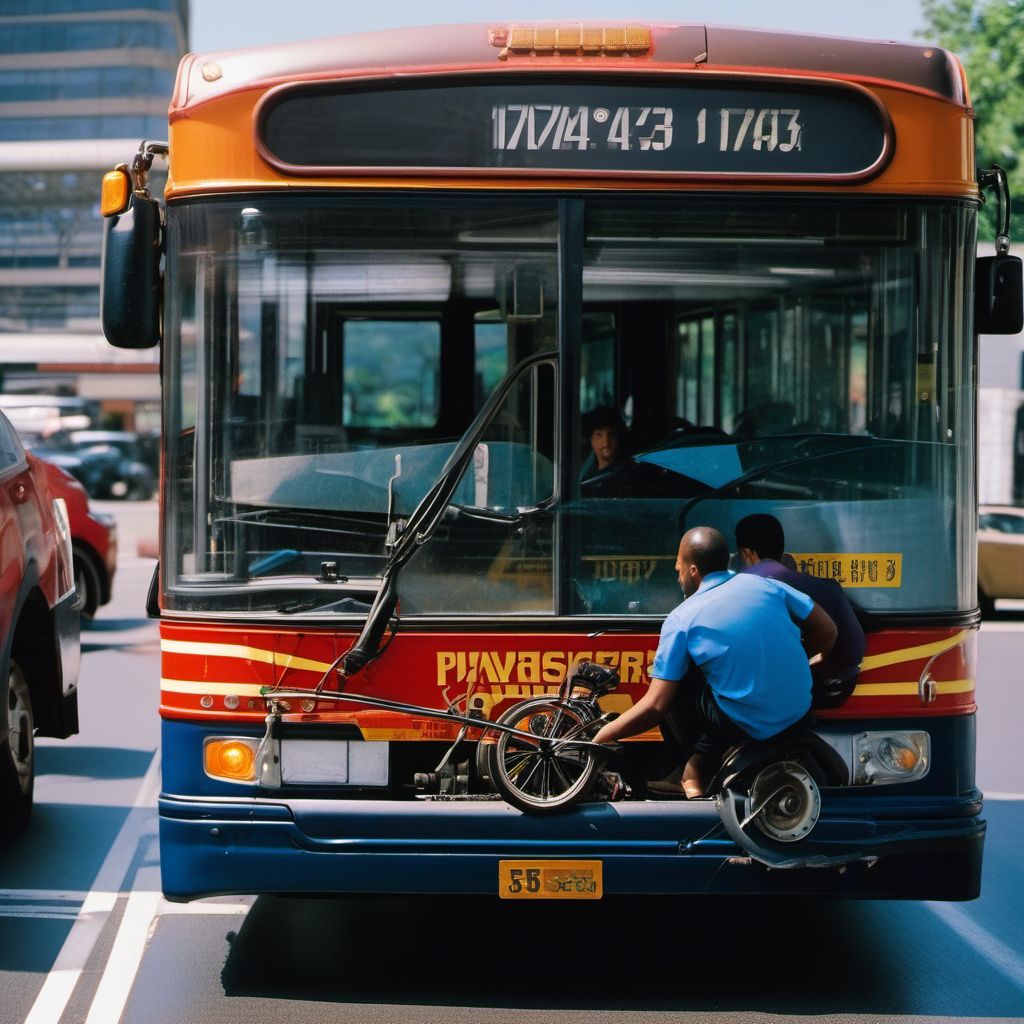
682;527;730;575
582;405;624;438
735;514;785;561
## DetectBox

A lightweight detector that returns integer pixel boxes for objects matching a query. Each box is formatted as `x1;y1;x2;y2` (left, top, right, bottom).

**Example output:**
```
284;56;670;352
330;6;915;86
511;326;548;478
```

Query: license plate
498;860;602;900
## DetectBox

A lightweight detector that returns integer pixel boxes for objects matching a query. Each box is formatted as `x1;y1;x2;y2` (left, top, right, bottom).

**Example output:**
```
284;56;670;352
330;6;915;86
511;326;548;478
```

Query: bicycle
480;660;622;814
262;659;621;815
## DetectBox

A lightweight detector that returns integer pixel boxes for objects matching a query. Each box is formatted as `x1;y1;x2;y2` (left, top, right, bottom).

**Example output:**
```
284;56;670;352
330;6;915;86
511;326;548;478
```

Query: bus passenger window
342;321;440;428
474;316;507;410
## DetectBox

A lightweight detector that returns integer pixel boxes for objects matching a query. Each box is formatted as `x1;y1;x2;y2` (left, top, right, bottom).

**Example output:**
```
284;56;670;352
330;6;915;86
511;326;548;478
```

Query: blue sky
190;1;927;53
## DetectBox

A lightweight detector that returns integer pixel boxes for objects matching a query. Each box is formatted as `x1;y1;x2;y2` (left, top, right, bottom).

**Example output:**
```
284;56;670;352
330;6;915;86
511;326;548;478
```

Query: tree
920;0;1024;241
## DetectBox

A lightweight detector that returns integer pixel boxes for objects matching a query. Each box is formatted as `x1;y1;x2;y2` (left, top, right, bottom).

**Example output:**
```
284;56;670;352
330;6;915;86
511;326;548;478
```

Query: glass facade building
0;0;187;415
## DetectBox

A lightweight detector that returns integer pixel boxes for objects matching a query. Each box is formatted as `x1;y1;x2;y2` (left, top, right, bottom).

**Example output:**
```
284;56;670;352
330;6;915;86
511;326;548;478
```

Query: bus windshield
164;195;975;617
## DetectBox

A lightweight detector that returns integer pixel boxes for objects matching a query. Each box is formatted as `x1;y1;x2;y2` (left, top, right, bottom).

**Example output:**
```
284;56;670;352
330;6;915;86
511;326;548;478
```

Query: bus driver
591;527;838;797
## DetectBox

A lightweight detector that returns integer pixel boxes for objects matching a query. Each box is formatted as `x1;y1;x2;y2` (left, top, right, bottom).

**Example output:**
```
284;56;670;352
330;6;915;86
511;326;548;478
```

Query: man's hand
801;603;837;660
592;678;679;744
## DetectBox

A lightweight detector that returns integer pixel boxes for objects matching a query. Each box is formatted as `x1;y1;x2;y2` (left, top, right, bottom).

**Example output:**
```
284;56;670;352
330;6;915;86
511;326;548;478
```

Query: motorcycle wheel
487;697;599;815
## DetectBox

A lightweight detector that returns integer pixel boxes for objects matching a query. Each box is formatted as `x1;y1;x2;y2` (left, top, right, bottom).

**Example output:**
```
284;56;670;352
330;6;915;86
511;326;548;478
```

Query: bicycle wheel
488;697;599;814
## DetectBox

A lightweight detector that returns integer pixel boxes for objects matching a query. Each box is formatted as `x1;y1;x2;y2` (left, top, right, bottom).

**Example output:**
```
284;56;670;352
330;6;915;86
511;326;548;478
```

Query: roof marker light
490;24;651;59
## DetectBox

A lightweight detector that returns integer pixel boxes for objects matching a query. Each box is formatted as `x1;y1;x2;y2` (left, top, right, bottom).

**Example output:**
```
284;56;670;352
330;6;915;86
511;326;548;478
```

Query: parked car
0;411;80;837
0;394;97;438
38;460;117;622
68;430;157;498
22;431;155;501
978;505;1024;616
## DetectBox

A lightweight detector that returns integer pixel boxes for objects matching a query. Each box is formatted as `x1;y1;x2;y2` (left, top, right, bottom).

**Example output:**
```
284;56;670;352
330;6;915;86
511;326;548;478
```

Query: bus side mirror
101;190;163;348
975;254;1023;335
976;166;1023;336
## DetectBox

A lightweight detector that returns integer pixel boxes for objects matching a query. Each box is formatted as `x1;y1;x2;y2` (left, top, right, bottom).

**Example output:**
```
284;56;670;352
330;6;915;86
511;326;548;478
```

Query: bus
101;22;1024;902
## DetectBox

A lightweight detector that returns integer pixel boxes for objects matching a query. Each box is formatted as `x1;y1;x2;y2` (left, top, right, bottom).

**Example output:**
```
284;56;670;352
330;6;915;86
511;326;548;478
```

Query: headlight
203;737;259;783
853;731;929;785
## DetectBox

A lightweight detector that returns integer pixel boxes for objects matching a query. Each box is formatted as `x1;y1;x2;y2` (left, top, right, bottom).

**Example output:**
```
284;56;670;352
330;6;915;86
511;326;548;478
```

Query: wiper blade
278;594;373;615
342;350;557;675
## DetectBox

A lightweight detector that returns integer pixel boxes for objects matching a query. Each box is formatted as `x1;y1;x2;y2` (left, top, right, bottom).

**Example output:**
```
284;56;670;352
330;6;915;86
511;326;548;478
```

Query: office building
0;0;188;428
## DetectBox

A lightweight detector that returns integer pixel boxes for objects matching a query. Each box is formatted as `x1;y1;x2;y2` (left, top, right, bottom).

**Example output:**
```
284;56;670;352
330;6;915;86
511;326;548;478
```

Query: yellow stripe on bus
858;630;969;673
852;678;974;697
161;638;334;674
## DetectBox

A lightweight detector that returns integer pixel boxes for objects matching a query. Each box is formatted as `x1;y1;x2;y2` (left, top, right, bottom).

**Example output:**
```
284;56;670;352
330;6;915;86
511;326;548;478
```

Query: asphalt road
2;500;1022;1024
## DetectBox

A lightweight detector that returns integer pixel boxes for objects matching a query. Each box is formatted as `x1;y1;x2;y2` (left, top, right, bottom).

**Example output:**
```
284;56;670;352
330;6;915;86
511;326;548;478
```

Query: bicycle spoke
516;753;545;792
544;707;567;739
502;749;535;777
540;760;552;798
549;757;574;791
552;751;585;778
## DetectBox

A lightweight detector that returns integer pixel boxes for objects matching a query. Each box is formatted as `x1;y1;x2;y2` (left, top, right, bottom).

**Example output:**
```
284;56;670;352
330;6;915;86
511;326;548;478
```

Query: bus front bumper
159;790;985;902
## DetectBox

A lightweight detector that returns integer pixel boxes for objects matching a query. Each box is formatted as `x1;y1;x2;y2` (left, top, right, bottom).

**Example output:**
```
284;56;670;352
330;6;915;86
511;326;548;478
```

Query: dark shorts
660;665;753;762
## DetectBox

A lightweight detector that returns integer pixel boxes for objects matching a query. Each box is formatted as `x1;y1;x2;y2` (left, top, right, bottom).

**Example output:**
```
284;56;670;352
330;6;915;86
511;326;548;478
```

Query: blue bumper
159;789;985;902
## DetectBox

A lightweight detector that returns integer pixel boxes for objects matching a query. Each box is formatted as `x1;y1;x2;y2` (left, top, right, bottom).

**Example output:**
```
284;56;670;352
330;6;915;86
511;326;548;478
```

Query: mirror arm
979;164;1012;253
130;140;169;199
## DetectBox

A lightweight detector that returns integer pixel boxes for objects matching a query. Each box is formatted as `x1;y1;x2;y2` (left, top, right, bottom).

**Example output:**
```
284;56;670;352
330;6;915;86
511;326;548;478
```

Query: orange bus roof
164;22;974;199
171;21;967;116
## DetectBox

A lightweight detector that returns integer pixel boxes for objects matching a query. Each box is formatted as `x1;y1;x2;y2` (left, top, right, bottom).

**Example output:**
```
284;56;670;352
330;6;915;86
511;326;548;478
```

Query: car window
0;411;25;471
982;512;1024;535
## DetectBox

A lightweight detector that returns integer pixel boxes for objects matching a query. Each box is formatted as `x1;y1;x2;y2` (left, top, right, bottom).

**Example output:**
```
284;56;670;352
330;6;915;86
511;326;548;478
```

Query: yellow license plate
498;860;603;899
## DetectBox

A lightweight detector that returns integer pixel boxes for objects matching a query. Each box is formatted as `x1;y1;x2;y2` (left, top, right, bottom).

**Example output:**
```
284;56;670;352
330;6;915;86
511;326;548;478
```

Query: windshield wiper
341;350;557;675
278;593;373;615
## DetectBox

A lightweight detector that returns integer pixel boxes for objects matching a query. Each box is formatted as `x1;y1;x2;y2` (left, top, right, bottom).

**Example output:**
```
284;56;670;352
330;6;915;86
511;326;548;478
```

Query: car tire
978;587;996;619
0;659;35;838
74;550;100;623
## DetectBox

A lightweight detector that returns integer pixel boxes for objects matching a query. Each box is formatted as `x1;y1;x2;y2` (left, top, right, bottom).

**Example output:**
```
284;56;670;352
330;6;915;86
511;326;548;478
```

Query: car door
0;414;30;641
979;512;1024;598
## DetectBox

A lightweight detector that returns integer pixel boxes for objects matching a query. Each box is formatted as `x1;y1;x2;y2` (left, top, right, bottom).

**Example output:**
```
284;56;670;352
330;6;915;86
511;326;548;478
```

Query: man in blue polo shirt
592;526;837;797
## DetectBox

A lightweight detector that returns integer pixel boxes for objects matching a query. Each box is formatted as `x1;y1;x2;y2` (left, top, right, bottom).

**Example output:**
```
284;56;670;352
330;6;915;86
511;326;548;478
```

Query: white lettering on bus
490;105;672;153
705;107;802;153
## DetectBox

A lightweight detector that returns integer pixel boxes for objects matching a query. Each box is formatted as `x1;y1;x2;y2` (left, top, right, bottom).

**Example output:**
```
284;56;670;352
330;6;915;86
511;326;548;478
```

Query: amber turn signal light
203;738;259;782
100;166;131;216
490;24;651;56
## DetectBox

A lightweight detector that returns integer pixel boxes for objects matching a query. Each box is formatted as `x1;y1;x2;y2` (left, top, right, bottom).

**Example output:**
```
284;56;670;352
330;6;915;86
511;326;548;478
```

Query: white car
978;505;1024;615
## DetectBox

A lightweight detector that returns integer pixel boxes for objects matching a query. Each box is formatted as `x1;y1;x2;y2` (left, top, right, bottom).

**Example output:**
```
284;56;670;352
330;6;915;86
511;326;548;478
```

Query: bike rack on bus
254;682;610;790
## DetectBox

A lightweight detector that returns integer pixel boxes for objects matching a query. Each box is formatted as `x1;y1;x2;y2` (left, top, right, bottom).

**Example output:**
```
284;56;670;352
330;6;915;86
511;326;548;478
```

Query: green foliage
920;0;1024;240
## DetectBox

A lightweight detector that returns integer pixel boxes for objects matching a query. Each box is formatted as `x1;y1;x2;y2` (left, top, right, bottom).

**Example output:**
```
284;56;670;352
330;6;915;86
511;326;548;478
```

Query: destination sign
258;77;891;179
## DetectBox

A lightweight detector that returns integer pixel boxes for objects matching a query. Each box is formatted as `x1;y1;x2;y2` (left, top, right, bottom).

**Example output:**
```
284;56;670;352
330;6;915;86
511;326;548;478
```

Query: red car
38;460;117;622
0;410;80;837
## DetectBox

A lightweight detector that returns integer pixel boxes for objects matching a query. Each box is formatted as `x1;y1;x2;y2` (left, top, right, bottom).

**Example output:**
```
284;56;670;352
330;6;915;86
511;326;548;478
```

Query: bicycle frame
258;685;608;754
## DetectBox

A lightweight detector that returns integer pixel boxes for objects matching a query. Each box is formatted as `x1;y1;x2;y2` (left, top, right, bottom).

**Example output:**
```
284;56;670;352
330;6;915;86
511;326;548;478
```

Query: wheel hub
746;761;821;843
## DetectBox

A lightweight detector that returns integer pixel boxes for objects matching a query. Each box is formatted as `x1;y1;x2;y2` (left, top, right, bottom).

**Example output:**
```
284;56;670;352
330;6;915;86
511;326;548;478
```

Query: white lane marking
0;889;89;902
0;908;81;921
22;749;160;1024
926;901;1024;992
81;871;254;1022
83;863;162;1024
983;792;1024;800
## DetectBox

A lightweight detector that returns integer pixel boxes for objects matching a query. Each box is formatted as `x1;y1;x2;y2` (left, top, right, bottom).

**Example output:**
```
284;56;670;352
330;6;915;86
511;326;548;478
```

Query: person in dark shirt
579;406;630;483
735;513;866;708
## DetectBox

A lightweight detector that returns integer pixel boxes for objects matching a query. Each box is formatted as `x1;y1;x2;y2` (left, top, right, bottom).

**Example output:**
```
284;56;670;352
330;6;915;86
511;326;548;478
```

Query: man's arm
592;678;679;744
801;603;837;660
